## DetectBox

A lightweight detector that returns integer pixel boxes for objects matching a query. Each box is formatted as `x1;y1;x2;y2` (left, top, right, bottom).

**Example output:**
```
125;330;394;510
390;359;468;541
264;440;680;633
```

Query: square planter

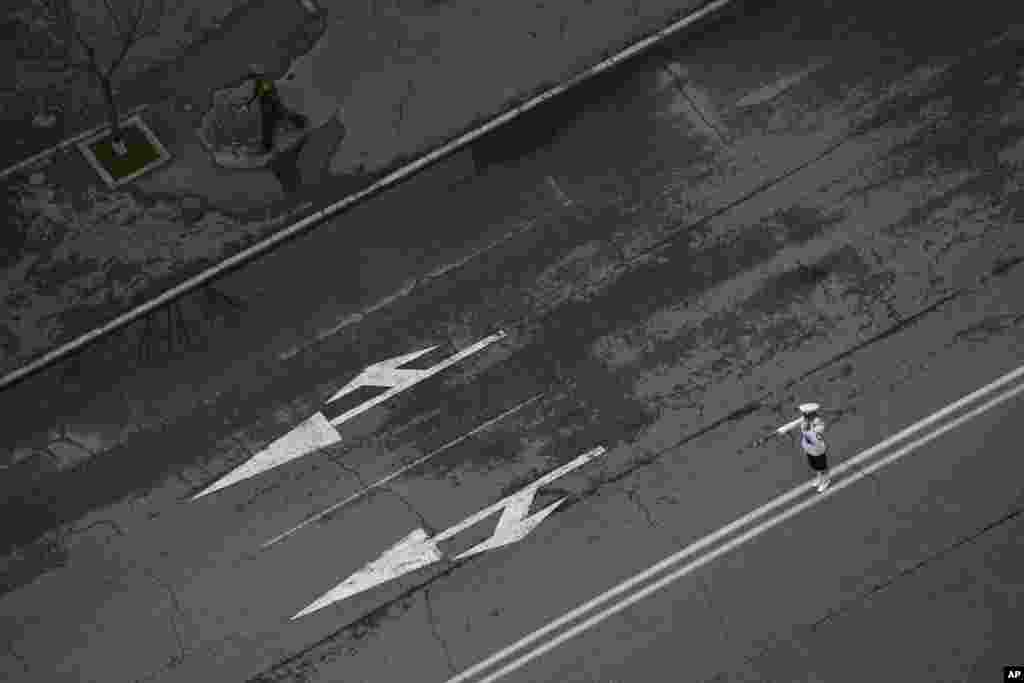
77;114;172;188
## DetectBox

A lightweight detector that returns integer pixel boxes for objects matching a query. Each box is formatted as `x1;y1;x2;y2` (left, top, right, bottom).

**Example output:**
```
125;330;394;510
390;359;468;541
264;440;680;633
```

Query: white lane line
445;363;1024;683
261;393;545;549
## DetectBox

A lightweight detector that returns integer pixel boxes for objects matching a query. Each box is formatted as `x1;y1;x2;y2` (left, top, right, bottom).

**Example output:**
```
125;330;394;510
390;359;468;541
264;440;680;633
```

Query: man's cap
799;403;820;415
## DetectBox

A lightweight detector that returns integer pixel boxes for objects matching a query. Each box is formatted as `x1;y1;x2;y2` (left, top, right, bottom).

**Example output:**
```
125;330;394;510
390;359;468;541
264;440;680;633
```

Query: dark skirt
806;452;829;472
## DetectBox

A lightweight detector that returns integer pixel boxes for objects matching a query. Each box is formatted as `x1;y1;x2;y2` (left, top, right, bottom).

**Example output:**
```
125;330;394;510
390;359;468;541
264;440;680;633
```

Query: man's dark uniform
246;71;307;152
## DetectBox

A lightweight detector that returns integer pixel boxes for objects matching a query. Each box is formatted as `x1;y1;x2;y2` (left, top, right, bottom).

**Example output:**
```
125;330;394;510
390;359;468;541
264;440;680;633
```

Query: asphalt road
2;0;1023;681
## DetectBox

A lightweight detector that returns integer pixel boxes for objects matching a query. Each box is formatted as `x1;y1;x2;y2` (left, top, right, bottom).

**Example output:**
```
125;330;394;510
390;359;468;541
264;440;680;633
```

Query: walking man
244;64;308;153
777;402;832;492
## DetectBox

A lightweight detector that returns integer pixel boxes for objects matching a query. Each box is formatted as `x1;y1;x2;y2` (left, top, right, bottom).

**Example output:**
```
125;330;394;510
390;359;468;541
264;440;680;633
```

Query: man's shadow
268;134;307;193
268;116;348;193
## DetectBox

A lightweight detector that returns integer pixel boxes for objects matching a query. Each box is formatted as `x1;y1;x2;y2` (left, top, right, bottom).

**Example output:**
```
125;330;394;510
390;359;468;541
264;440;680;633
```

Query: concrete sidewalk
0;0;721;383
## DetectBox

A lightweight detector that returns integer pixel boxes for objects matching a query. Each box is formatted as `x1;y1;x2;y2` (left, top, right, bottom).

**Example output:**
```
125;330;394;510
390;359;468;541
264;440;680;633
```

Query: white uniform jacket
799;417;827;457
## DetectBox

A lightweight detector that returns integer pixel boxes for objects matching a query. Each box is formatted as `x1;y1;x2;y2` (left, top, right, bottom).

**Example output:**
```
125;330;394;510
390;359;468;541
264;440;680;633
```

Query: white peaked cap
799;403;820;415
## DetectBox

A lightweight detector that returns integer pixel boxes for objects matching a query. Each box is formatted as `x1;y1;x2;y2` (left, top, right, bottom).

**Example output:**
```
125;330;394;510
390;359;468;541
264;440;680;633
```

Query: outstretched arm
776;416;804;435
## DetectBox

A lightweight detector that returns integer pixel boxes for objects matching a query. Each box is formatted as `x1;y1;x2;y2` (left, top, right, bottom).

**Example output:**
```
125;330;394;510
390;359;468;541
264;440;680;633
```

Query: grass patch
77;115;171;187
89;123;162;180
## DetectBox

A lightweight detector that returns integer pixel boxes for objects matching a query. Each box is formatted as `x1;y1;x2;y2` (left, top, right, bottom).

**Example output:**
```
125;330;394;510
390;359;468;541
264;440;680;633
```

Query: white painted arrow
192;412;341;500
191;331;506;501
292;445;606;619
292;528;442;619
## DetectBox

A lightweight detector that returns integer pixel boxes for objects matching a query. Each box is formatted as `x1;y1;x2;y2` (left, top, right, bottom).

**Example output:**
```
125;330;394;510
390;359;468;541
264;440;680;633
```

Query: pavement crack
136;564;188;666
990;253;1024;277
329;458;438;535
661;64;729;144
623;486;659;528
423;587;457;675
704;505;1024;683
69;518;126;543
953;311;1024;343
809;504;1024;632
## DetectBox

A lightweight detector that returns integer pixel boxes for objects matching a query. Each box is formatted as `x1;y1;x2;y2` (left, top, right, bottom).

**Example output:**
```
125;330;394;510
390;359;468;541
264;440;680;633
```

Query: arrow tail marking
327;383;416;428
432;446;606;543
327;332;506;427
327;345;439;402
192;412;340;500
453;492;567;561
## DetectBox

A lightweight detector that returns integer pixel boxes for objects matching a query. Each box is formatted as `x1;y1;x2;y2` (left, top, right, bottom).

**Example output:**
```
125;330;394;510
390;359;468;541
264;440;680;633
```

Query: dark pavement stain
754;260;831;309
0;456;69;591
854;36;1024;140
0;529;68;596
469;42;650;173
769;205;846;245
883;163;1021;241
0;183;29;267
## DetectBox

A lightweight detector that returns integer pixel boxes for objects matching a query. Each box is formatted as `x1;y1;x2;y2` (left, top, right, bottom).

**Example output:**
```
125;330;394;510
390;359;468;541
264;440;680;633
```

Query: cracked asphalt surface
2;0;1024;681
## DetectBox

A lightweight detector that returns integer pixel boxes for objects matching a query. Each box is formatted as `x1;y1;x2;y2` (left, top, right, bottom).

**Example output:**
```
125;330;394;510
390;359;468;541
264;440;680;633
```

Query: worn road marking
292;446;607;619
261;393;545;549
445;363;1024;683
191;331;506;500
545;176;573;206
735;59;831;108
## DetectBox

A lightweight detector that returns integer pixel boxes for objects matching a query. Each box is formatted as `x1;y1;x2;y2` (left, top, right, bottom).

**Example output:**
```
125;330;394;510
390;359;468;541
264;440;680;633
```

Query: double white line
445;363;1024;683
